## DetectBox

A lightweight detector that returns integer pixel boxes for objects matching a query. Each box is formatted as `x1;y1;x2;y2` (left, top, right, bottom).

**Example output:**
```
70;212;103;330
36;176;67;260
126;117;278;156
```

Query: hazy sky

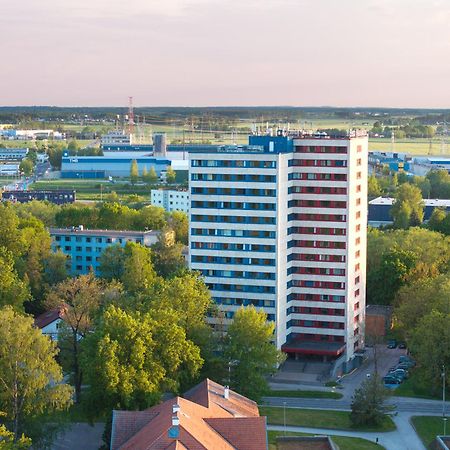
1;0;449;107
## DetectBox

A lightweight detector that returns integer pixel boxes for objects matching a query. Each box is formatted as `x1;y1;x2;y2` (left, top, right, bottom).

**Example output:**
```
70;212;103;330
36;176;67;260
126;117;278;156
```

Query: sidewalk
268;412;425;450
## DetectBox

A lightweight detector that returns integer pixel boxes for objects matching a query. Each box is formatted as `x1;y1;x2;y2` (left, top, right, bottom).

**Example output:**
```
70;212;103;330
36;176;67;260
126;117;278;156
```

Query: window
356;211;361;219
356;198;361;206
356;171;362;179
355;237;360;245
356;184;361;193
357;158;362;166
355;276;360;284
355;250;360;258
355;289;360;297
64;236;70;242
355;263;360;271
356;224;361;232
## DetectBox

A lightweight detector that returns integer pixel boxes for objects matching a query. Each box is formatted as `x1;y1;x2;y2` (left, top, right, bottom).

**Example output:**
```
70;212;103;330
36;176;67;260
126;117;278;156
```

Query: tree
367;247;417;305
43;251;69;286
391;183;424;228
368;175;382;198
148;167;158;184
105;191;120;203
151;237;186;278
0;307;73;444
82;305;202;416
168;211;188;244
427;207;447;233
141;166;148;181
45;274;104;403
130;159;139;184
166;166;176;184
350;377;389;427
0;248;30;311
98;244;126;281
0;414;31;449
121;243;157;295
134;206;167;230
410;310;450;394
67;140;79;152
18;159;33;177
224;307;285;401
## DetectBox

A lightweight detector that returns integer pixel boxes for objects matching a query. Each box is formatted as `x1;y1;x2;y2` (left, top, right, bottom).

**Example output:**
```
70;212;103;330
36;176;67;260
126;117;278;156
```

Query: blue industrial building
50;227;161;275
60;151;172;179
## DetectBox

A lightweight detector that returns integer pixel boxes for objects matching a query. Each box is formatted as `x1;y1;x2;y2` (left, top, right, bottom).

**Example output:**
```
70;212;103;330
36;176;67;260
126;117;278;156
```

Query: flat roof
49;228;159;237
369;196;450;207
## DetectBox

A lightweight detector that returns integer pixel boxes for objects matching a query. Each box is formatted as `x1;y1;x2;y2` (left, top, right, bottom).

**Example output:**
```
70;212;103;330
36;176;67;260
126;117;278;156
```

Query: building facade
50;227;161;275
189;132;368;365
151;189;189;213
100;130;132;147
2;190;76;204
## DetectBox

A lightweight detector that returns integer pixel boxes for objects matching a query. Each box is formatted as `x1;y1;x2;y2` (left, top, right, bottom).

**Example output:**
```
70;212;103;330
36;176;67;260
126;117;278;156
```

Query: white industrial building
189;131;368;369
151;189;189;213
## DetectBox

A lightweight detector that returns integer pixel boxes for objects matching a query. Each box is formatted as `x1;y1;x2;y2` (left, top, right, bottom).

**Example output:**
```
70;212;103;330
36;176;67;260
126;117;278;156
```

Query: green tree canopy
82;305;203;415
0;307;73;445
391;183;424;228
368;175;381;198
224;306;285;401
45;274;104;403
130;160;139;184
166;166;176;184
350;377;389;427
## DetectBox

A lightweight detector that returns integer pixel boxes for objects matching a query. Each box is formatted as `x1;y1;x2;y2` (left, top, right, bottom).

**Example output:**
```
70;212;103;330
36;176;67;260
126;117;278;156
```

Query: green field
260;407;396;432
268;431;385;450
369;137;448;156
411;416;448;449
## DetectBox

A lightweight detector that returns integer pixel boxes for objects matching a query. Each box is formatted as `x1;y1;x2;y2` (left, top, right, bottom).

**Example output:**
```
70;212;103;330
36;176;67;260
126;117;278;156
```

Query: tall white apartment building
189;131;368;368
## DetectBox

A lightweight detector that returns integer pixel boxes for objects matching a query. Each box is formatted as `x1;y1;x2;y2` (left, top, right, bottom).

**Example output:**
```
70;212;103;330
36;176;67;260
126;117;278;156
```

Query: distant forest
0;106;449;126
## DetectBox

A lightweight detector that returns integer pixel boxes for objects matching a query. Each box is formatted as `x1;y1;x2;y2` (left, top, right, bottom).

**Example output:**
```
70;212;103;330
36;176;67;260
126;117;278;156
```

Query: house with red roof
34;307;65;341
110;379;268;450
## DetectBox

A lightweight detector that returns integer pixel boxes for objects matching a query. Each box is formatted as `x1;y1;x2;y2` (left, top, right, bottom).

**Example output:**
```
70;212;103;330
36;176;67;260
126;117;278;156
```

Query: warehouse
60;151;172;179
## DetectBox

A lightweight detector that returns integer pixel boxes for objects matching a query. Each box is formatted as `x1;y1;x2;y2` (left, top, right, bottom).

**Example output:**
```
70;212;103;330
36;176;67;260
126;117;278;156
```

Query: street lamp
443;364;447;436
283;401;287;436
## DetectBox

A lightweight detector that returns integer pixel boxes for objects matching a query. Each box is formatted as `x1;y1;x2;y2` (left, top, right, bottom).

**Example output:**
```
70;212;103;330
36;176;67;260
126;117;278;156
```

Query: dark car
387;339;397;349
383;375;401;385
398;342;407;349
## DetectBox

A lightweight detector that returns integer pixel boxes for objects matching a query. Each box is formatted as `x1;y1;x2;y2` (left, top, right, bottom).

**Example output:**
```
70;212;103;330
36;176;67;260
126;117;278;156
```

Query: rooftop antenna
128;96;135;136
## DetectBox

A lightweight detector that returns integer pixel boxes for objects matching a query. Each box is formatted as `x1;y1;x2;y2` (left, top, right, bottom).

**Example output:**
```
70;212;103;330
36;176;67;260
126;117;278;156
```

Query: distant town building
50;226;162;275
110;379;267;450
0;129;63;140
2;190;76;204
151;189;189;213
189;131;368;369
100;130;132;147
368;196;450;227
0;163;20;176
0;148;28;161
409;156;450;176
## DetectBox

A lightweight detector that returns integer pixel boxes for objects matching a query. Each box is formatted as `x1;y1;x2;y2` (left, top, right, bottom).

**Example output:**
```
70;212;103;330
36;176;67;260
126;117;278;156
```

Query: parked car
397;363;413;370
383;375;402;385
399;356;415;366
387;339;397;349
398;342;407;349
388;369;409;380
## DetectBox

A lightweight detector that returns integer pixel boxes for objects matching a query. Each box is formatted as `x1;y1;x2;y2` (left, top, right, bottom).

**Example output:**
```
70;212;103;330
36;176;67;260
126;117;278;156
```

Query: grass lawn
267;431;385;450
394;368;449;400
368;138;448;155
265;389;342;399
411;416;447;449
260;407;396;432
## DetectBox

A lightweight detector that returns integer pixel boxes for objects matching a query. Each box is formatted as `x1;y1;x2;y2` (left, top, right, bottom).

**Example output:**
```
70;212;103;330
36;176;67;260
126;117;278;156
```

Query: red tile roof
111;379;267;450
34;307;65;329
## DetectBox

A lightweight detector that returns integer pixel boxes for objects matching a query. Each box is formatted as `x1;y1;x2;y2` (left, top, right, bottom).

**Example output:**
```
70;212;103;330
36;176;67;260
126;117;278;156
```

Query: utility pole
443;364;447;435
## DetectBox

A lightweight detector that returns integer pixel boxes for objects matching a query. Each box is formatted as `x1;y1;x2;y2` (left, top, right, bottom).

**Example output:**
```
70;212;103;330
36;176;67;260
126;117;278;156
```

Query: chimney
224;386;229;399
168;404;180;439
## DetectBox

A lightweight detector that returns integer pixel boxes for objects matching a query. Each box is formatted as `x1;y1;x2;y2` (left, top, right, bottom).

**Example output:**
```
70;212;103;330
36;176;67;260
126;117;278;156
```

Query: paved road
268;411;426;450
51;423;103;450
262;395;450;415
